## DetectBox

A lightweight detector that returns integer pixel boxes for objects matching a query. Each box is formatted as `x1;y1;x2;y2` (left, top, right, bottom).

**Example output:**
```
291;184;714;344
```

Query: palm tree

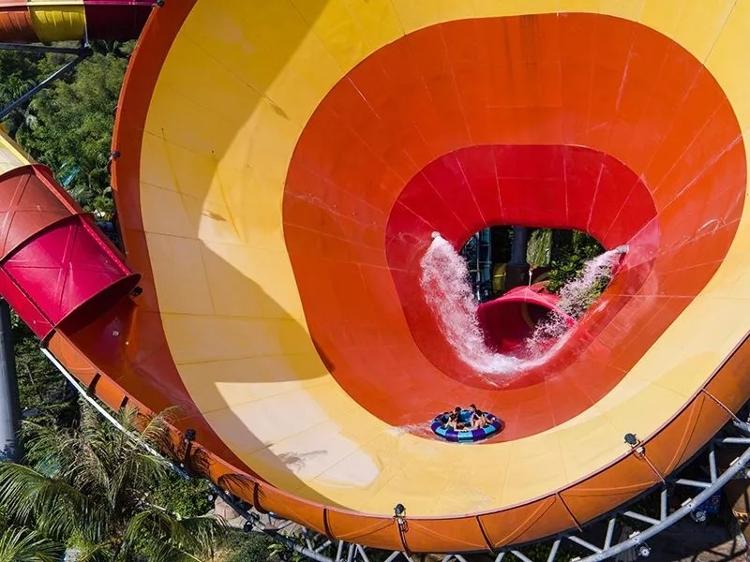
0;403;224;562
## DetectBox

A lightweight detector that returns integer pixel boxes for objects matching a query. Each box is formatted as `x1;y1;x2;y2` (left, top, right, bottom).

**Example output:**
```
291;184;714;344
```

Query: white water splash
419;233;626;376
420;233;524;374
557;246;627;318
524;245;627;356
522;309;572;358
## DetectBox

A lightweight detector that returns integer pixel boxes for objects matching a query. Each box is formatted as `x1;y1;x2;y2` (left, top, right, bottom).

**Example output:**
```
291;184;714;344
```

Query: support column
477;228;493;301
506;226;530;289
0;298;20;461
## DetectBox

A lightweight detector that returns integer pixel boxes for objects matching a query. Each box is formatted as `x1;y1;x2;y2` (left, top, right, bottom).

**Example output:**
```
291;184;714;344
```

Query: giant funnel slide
0;0;749;553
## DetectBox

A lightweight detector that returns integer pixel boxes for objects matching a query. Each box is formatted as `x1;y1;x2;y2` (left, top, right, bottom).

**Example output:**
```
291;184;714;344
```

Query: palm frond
0;462;103;542
138;539;203;562
136;406;182;455
0;527;62;562
20;421;79;477
178;513;227;558
121;507;224;562
65;538;111;562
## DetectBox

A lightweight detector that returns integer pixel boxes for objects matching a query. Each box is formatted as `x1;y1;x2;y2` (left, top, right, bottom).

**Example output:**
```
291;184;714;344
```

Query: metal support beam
674;478;711;489
0;43;90;55
622;511;660;526
603;519;616;549
510;550;534;562
577;439;750;562
720;437;750;445
477;228;493;300
507;226;530;288
546;540;561;562
659;489;668;521
0;51;90;122
384;552;401;562
0;300;21;460
509;226;529;266
709;446;718;482
356;545;370;562
567;535;602;554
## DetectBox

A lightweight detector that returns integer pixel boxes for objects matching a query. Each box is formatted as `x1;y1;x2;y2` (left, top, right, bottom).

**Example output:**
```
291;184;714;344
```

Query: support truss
42;347;750;562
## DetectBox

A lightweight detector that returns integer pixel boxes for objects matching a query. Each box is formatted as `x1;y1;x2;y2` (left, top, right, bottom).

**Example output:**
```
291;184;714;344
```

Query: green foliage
0;527;62;562
263;532;314;562
0;405;225;562
527;228;552;271
151;471;214;519
0;50;46;134
217;530;275;562
14;50;131;218
0;42;133;219
546;230;605;293
267;539;304;562
12;318;77;425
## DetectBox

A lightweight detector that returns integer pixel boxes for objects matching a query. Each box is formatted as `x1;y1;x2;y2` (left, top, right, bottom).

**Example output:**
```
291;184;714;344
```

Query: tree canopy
1;43;131;218
0;405;223;562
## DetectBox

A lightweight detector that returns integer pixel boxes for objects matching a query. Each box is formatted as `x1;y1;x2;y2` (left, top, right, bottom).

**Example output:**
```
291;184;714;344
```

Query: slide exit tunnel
0;0;750;553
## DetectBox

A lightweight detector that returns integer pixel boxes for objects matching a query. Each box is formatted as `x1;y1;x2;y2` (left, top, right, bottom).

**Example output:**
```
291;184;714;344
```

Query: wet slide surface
2;0;750;553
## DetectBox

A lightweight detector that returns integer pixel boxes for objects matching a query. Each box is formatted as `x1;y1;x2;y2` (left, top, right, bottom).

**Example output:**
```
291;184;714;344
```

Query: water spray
614;244;629;254
420;234;622;375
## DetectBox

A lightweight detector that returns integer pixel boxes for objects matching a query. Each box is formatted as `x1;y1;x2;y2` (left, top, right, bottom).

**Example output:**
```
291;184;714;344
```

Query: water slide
0;0;750;554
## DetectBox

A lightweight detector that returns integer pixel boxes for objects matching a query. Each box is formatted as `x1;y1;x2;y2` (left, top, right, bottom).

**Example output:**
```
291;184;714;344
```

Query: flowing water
557;248;626;318
419;233;626;377
386;422;437;439
420;234;525;374
523;246;626;356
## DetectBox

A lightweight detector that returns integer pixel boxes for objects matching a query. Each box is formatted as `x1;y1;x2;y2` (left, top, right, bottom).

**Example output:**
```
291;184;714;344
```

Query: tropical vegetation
0;405;222;562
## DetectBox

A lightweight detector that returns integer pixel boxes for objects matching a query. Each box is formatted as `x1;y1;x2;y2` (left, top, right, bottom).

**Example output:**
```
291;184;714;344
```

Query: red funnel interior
477;285;572;356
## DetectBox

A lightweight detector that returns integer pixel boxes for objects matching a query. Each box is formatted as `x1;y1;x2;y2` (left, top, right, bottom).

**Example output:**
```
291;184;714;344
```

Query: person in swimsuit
452;406;467;430
442;406;460;430
468;404;484;429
